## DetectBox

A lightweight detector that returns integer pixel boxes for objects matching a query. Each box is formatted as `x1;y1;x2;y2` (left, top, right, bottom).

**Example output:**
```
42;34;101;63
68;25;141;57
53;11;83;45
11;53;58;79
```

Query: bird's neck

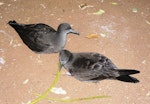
56;32;67;46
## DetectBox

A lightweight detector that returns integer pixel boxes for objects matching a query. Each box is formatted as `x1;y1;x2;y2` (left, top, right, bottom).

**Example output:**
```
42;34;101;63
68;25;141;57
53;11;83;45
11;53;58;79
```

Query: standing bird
8;20;79;53
59;50;140;83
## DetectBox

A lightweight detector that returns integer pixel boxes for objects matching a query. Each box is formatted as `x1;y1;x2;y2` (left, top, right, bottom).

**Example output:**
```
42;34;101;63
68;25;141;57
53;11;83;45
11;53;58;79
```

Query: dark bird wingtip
136;70;140;74
116;75;140;83
133;79;140;83
8;20;17;24
76;32;80;35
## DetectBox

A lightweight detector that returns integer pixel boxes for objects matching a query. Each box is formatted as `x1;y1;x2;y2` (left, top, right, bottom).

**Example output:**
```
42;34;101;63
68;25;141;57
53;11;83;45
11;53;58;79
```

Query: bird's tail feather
8;20;24;34
116;75;139;83
8;20;21;29
116;69;140;83
117;69;140;76
8;20;17;25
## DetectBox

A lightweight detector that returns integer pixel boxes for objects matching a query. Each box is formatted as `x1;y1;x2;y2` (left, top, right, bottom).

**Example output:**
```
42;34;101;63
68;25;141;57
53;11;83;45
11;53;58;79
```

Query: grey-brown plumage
8;20;79;53
59;50;140;83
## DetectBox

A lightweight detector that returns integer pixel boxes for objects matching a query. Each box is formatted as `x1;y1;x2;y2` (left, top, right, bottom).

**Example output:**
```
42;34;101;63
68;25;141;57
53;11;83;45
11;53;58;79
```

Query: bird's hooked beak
69;29;80;35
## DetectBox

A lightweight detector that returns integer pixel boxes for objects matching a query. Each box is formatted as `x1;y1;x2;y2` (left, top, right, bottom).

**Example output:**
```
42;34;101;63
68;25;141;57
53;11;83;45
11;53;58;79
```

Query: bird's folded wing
72;53;117;80
24;23;56;32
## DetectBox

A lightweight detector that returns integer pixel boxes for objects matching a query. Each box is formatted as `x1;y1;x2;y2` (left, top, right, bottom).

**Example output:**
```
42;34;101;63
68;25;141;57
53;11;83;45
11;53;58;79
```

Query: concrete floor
0;0;150;104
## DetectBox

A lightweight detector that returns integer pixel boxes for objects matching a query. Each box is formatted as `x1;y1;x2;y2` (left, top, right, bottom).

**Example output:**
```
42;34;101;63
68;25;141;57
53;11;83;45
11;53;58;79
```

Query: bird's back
8;20;57;52
64;52;118;82
8;20;56;36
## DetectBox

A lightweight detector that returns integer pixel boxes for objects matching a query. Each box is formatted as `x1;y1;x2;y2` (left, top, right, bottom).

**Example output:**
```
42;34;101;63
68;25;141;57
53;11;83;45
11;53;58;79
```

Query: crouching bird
59;50;140;83
8;20;79;53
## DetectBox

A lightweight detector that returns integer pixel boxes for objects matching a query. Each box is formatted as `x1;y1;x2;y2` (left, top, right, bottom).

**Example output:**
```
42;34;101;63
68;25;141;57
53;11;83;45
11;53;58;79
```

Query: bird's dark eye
58;23;71;31
64;25;71;30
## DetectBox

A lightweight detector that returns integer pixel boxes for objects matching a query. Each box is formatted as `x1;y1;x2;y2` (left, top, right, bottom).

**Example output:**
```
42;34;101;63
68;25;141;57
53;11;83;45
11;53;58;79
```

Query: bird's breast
56;35;67;47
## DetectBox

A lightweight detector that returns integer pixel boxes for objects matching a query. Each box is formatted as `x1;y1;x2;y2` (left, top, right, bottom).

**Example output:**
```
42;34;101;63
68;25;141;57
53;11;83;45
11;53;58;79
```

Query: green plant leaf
35;93;110;102
30;64;61;104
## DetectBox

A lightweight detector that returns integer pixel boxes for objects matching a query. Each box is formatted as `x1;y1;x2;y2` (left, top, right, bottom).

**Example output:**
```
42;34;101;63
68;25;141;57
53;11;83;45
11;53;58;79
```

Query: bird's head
59;49;72;70
57;23;80;35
